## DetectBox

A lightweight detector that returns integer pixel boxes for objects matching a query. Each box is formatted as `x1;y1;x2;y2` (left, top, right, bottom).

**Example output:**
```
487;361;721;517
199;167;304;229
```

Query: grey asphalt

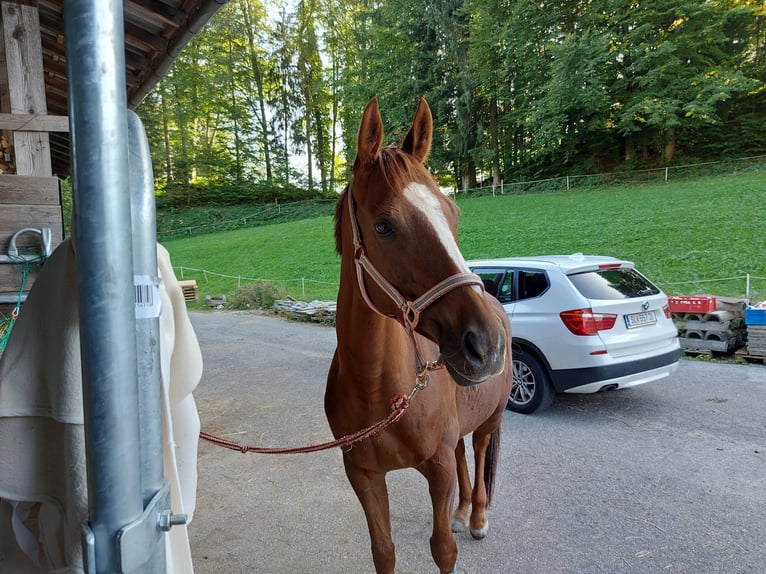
187;311;766;574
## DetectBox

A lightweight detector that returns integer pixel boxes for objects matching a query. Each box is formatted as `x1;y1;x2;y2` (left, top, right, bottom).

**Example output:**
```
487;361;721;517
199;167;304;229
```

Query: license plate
625;310;657;329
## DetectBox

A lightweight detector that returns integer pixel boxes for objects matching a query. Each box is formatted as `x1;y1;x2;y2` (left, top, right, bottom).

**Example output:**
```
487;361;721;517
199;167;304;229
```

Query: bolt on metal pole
65;1;144;572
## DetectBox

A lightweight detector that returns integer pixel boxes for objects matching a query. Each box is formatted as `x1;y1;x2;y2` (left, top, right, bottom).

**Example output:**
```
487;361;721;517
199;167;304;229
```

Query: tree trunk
172;81;191;187
662;127;676;165
305;93;314;193
314;107;327;194
241;1;272;182
329;51;339;195
160;87;172;185
462;155;477;191
624;132;636;162
490;94;500;187
228;40;242;182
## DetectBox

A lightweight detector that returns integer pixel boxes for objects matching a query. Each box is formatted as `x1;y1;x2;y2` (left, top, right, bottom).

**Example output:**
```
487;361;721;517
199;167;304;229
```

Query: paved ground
187;311;766;574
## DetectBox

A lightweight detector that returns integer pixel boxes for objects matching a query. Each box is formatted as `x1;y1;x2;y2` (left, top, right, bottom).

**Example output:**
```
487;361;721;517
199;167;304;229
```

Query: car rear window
567;268;660;299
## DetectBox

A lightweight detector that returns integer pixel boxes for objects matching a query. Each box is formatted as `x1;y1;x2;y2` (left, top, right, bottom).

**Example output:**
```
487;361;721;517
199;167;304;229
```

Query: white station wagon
468;254;681;413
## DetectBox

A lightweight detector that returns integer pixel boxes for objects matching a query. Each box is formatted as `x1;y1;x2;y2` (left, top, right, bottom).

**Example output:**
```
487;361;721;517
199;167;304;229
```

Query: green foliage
137;0;766;193
156;179;328;208
229;280;288;310
60;178;73;236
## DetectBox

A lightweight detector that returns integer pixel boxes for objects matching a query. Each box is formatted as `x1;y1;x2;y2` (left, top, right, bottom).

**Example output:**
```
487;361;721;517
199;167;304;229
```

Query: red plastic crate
668;295;717;314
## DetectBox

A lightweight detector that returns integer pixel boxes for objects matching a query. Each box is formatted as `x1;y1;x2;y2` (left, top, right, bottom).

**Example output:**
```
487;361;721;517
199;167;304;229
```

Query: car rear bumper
550;348;682;393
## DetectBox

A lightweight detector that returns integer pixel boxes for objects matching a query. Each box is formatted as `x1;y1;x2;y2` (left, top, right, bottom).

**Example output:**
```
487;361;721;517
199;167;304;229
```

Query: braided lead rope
200;389;417;455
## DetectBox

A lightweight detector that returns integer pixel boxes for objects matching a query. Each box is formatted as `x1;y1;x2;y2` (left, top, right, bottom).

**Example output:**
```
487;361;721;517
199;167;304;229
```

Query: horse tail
483;425;501;508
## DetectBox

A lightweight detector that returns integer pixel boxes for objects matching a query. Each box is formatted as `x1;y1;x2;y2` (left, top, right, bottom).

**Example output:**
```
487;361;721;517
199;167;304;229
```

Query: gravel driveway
187;311;766;574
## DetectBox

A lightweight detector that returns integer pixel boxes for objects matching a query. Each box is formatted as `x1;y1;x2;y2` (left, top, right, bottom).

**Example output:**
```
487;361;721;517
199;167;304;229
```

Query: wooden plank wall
0;3;64;304
0;2;52;176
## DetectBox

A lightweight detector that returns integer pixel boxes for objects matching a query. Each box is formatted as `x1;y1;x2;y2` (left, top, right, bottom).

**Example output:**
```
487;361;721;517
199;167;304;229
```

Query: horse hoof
451;516;468;533
470;523;488;540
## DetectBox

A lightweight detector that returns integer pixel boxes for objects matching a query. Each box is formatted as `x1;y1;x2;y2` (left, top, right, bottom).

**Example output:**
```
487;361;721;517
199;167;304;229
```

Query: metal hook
8;227;52;258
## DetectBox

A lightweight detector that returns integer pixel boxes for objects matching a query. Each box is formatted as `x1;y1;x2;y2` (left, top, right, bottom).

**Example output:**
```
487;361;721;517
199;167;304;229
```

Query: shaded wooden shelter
0;2;227;572
1;0;226;304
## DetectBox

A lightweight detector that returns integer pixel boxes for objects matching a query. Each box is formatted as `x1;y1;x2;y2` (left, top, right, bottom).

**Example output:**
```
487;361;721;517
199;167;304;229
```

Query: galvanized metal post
128;109;168;571
64;2;143;572
127;109;164;509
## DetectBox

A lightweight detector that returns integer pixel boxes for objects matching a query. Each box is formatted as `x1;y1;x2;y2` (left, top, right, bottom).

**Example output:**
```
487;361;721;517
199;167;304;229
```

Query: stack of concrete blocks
671;296;746;355
273;299;337;324
744;305;766;359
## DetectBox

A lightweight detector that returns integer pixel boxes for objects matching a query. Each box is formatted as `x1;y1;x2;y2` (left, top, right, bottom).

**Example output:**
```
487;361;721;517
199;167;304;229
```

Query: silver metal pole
127;110;163;507
65;2;143;572
128;109;167;570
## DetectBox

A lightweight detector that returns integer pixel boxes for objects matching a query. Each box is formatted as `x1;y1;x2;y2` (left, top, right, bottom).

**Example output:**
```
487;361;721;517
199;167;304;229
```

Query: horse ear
402;98;432;163
355;97;383;167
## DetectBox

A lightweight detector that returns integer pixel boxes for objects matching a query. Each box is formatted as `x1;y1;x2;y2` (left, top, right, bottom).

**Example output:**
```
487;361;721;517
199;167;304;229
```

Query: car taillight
663;304;671;319
560;308;617;336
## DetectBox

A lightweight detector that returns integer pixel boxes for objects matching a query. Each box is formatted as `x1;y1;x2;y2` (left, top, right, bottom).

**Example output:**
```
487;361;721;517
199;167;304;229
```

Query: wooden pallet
178;279;199;302
734;349;766;365
745;325;766;356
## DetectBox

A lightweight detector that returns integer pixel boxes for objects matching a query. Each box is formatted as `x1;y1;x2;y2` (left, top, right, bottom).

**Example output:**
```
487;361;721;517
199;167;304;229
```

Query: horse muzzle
440;319;507;387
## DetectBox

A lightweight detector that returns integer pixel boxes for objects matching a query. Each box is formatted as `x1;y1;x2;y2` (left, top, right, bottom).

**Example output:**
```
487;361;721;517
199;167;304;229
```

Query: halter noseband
346;188;484;377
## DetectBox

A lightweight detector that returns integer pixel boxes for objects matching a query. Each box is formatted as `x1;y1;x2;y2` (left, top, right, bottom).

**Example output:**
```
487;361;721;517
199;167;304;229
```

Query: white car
468;254;681;414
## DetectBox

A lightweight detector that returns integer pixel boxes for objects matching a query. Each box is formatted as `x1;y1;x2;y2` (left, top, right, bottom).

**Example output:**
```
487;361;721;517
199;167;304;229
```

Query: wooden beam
0;2;52;176
0;175;60;204
0;204;63;241
0;113;68;132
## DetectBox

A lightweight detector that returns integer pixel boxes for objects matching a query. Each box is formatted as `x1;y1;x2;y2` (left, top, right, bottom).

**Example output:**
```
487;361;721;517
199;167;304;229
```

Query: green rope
0;255;45;355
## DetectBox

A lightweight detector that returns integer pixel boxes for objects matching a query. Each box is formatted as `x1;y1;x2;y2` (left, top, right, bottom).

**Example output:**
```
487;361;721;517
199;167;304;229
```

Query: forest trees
138;0;766;203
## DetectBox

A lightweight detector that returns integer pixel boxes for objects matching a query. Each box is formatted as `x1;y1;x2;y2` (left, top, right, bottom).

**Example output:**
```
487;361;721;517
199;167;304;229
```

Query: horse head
336;97;507;386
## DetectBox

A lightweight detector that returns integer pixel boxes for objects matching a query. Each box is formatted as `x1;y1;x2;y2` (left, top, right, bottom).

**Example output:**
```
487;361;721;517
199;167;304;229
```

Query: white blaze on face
402;182;481;292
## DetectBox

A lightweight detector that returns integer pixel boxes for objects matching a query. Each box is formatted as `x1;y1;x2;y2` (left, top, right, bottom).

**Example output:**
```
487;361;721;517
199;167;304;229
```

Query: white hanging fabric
0;239;202;573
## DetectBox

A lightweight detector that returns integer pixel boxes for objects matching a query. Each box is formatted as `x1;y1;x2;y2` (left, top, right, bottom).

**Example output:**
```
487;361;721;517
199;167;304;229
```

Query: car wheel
508;349;554;414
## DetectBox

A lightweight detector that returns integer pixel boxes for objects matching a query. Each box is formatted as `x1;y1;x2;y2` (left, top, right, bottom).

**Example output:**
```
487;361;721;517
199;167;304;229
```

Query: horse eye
374;220;394;236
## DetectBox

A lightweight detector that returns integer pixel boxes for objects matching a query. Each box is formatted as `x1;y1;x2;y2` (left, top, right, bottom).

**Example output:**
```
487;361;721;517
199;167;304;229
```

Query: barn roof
11;0;227;177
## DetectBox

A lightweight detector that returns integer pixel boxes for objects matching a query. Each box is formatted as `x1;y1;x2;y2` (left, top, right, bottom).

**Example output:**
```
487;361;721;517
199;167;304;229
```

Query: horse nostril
462;322;505;368
462;329;485;366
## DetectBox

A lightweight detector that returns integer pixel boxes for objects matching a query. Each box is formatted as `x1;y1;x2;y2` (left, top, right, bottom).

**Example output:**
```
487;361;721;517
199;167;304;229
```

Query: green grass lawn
163;171;766;307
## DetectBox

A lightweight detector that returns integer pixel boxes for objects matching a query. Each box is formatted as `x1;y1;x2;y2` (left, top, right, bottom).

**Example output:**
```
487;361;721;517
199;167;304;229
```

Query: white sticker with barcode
134;275;162;319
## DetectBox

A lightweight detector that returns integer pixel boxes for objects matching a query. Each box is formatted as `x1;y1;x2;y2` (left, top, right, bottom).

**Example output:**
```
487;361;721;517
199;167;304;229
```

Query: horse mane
334;186;347;255
335;145;436;255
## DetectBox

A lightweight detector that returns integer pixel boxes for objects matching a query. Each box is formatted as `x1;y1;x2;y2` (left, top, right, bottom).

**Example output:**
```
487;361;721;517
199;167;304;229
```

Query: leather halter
346;187;484;377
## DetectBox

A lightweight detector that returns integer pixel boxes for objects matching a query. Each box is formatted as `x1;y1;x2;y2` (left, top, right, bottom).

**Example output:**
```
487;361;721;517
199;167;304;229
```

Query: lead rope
199;368;434;454
1;256;44;355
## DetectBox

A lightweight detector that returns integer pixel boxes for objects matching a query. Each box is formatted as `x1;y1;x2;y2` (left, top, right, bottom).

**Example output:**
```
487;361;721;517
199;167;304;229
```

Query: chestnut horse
325;98;512;574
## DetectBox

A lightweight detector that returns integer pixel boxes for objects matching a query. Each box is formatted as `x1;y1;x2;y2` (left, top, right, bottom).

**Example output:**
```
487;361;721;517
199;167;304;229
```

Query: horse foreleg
344;464;395;574
451;438;471;534
470;426;499;540
420;451;459;574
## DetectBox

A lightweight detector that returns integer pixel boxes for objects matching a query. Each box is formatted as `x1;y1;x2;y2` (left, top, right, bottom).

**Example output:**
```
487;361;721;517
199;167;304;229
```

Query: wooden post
0;3;62;305
0;2;52;176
